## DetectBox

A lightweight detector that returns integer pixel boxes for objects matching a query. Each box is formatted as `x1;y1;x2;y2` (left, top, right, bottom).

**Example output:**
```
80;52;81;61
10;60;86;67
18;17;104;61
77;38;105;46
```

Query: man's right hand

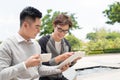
55;52;74;64
25;54;41;68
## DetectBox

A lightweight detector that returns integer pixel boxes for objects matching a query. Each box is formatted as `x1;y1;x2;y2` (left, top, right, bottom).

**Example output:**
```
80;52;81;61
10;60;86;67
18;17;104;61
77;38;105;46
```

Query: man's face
54;25;69;40
26;18;41;39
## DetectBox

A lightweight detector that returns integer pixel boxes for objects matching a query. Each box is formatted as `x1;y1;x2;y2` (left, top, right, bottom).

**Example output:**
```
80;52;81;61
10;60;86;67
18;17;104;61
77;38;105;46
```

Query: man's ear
23;21;29;28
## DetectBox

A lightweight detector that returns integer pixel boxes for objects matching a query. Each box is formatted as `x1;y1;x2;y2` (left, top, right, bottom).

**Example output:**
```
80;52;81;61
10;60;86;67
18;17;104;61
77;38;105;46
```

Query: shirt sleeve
0;41;27;80
38;65;62;77
49;58;58;65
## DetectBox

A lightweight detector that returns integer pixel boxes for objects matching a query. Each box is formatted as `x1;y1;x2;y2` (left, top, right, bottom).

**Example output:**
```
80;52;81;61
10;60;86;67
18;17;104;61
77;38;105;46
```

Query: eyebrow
36;25;40;27
58;27;69;31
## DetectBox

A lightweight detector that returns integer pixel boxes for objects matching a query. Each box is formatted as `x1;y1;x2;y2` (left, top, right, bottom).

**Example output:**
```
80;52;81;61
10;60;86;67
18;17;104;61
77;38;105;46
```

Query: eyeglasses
56;26;69;34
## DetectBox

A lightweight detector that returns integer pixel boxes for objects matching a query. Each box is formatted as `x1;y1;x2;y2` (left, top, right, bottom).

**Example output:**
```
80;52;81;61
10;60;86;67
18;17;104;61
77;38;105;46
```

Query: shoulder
2;35;17;45
63;38;71;51
40;35;50;40
38;35;50;43
64;38;70;44
0;36;17;52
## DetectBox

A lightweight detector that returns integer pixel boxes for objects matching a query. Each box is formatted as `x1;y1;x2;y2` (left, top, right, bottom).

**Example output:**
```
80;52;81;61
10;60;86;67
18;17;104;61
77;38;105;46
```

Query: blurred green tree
103;2;120;24
65;34;82;51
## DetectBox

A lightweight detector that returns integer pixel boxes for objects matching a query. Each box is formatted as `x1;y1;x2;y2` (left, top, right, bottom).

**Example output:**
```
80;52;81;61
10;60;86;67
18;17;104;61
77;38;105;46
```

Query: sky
0;0;120;41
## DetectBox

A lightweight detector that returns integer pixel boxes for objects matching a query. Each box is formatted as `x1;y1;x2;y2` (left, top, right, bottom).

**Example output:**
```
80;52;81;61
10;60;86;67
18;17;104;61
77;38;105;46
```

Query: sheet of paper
57;51;85;69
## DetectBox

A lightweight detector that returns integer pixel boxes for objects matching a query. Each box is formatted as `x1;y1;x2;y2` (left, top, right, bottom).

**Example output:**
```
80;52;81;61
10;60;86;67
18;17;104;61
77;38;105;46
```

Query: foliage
86;28;120;55
86;28;120;41
86;32;96;41
40;9;80;36
103;48;120;53
106;31;120;40
86;28;107;41
65;34;82;51
88;50;104;55
88;48;120;55
86;38;120;55
103;2;120;24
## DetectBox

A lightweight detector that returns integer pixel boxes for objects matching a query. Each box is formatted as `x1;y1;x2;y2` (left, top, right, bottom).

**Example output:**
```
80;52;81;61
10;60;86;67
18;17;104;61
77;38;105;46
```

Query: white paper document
57;51;85;69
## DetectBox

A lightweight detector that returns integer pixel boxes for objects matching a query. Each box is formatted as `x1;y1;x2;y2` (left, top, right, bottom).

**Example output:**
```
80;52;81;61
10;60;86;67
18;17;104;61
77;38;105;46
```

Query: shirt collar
16;33;33;44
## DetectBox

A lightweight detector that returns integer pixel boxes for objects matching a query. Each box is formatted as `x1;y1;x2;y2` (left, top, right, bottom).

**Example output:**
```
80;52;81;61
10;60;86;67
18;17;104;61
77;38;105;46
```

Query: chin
57;34;64;40
58;36;64;40
31;36;36;39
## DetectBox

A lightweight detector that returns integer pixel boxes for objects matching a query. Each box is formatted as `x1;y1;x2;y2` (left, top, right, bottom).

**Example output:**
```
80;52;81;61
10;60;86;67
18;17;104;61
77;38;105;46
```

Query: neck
52;33;61;42
18;30;30;41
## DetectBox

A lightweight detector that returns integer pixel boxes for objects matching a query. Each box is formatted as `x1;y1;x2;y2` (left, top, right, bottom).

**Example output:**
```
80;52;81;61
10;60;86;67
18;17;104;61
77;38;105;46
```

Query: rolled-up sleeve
49;58;58;65
38;65;61;77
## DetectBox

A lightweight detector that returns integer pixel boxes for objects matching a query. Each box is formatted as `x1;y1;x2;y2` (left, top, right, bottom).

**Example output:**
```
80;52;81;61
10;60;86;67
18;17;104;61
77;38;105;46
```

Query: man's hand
60;63;71;72
55;52;74;64
73;57;81;63
25;54;41;68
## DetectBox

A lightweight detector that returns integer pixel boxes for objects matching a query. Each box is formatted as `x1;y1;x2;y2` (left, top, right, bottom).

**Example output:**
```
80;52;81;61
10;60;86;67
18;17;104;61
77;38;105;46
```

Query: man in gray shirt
0;6;70;80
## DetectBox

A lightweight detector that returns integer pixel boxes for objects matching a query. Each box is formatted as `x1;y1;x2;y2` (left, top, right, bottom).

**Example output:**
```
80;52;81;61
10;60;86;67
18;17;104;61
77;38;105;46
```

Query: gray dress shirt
0;33;61;80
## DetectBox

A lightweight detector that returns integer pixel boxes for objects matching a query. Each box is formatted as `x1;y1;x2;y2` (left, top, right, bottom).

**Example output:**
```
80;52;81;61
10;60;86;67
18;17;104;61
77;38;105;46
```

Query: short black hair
20;6;42;26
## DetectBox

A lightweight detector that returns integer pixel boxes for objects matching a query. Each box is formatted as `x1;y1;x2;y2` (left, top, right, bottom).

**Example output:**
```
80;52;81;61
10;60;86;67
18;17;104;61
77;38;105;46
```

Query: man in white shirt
0;6;70;80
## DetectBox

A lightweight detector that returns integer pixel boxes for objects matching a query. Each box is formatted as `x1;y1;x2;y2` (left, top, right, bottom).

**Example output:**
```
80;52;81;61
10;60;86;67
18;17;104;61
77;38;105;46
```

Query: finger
33;54;40;59
76;57;81;60
68;63;71;66
37;59;41;64
66;52;74;56
64;63;69;67
34;58;41;65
